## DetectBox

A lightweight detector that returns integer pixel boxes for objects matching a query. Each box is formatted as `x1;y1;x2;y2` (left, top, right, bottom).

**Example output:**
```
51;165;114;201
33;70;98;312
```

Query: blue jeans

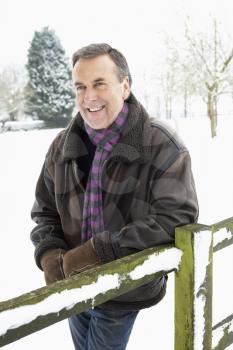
68;307;139;350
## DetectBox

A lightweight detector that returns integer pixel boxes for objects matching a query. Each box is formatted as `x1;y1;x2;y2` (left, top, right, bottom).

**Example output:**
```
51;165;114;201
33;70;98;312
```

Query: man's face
72;54;130;129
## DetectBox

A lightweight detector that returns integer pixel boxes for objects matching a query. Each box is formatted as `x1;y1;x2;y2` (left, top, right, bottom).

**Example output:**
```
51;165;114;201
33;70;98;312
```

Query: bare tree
185;18;233;137
159;38;180;119
0;66;26;121
158;36;197;119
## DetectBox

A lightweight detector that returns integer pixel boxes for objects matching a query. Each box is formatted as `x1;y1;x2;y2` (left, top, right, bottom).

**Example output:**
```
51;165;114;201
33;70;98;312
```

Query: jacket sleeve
30;157;69;269
92;150;199;263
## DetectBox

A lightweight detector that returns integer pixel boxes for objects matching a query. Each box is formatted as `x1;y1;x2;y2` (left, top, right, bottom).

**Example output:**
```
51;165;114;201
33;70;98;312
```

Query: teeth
88;106;104;112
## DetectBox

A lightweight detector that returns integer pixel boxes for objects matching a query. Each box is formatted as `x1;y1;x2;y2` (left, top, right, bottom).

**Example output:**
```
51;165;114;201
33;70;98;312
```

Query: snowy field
0;115;233;349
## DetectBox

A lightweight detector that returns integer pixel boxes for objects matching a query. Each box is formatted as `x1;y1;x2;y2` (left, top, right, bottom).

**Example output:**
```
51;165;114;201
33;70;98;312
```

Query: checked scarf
81;102;129;243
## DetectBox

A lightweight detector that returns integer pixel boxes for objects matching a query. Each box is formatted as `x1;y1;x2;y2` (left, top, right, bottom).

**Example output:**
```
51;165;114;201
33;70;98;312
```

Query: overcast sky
0;0;232;80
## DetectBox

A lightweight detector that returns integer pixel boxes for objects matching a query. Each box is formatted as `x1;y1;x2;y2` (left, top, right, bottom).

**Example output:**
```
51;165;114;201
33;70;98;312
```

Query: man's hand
63;240;100;278
40;248;66;285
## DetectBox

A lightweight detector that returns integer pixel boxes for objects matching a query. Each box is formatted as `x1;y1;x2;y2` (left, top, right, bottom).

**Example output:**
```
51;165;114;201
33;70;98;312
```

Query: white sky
0;0;233;79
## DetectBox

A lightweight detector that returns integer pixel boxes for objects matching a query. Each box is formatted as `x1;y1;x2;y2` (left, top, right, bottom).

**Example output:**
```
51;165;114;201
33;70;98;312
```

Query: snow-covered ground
0;115;232;349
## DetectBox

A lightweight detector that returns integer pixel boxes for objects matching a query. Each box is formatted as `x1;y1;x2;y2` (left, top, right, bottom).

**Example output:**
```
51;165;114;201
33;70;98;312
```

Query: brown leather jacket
31;93;198;310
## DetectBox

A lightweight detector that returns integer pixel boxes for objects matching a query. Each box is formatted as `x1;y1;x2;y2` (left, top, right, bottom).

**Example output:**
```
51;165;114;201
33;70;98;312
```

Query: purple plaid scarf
81;102;129;243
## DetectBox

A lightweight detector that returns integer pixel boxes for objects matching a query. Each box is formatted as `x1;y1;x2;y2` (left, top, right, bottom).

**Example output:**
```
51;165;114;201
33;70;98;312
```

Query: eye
94;82;106;89
75;85;85;92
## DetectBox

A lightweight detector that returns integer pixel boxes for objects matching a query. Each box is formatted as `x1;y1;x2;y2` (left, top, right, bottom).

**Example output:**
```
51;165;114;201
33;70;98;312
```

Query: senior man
31;43;198;350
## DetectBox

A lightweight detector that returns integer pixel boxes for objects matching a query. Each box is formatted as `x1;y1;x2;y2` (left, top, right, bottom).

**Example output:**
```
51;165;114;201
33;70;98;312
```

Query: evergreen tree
25;27;74;126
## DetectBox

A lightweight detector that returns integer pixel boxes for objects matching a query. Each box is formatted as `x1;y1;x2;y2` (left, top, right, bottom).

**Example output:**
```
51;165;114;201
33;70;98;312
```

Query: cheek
75;94;83;106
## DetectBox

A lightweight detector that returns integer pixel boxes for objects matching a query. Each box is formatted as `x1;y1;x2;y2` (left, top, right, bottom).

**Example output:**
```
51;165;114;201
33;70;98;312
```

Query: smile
86;105;105;112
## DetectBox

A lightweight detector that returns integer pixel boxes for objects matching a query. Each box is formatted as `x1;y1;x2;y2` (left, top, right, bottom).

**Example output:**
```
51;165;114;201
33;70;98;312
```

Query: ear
122;76;130;100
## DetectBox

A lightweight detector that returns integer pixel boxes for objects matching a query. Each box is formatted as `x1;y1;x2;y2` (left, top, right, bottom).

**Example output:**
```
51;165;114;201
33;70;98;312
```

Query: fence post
175;224;213;350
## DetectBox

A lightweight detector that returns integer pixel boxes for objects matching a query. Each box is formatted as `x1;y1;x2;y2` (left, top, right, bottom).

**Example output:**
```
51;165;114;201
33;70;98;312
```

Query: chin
88;121;107;130
92;125;105;130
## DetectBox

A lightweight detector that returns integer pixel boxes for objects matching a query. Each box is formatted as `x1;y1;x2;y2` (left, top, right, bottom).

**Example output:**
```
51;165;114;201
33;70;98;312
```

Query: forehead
72;54;119;82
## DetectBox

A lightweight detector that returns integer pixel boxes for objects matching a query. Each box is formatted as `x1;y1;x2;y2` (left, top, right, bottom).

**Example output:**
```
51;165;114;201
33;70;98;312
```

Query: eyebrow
93;78;105;83
74;78;105;87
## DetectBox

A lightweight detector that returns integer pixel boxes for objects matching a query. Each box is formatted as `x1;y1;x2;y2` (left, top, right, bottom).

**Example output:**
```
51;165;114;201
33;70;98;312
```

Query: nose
83;86;97;103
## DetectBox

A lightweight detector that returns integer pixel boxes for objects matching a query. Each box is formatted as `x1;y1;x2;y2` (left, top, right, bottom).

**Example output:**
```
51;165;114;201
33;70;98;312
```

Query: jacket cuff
34;238;69;270
92;231;120;263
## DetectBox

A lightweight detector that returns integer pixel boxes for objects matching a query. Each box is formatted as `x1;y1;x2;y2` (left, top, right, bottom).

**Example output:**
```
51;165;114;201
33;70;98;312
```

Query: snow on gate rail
0;244;181;347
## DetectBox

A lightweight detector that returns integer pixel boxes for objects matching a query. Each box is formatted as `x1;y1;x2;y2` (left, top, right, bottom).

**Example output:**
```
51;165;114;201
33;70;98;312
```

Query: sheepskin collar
53;93;153;164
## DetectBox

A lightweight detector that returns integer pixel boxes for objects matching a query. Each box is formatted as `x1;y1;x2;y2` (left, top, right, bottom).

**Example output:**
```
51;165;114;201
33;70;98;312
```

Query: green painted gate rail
175;217;233;350
0;217;232;349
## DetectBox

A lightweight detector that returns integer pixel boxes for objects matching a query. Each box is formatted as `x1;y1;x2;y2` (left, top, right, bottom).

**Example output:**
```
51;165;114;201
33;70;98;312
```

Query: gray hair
72;43;132;86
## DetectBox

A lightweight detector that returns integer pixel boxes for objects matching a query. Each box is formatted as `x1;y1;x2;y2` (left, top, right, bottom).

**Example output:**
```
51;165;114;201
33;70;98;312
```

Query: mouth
86;105;105;113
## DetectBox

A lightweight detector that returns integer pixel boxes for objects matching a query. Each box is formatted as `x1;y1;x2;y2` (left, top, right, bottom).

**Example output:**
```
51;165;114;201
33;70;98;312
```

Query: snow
213;227;233;248
193;230;212;350
212;236;233;349
129;248;182;280
0;248;182;337
0;274;119;336
0;115;233;349
212;319;233;349
1;120;45;131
